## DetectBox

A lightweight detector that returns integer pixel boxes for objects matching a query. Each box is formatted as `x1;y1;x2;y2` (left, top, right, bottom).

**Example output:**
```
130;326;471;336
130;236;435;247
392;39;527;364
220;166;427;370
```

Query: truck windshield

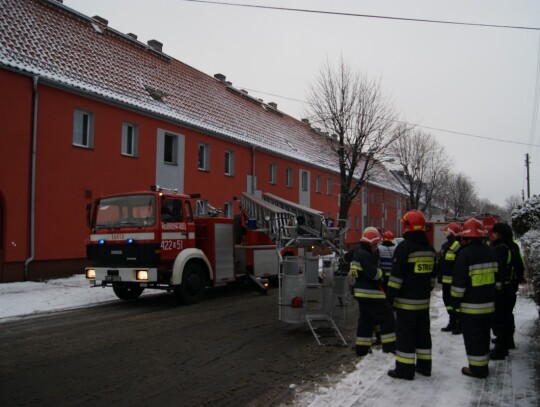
93;194;156;229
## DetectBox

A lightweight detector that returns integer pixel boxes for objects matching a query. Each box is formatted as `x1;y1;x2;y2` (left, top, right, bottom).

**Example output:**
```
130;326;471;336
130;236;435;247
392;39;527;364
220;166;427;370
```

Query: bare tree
473;198;501;216
505;194;522;213
305;58;402;225
448;173;476;218
390;128;451;212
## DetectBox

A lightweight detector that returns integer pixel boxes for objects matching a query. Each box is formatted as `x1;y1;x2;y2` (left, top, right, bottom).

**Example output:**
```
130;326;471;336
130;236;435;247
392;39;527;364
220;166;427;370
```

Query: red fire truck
85;186;314;303
425;214;500;252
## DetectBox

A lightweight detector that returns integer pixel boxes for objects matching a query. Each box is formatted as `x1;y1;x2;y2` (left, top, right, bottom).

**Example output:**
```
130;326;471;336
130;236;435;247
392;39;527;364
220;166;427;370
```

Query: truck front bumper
85;267;158;285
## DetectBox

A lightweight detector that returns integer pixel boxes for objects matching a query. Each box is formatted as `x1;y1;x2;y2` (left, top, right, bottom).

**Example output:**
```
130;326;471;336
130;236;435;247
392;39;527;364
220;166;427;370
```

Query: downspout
251;145;256;194
24;75;39;280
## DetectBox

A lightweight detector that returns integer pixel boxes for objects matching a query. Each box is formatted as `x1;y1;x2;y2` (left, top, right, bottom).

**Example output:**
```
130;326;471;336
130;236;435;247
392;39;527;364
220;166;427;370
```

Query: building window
121;122;138;157
315;175;321;193
164;133;178;164
73;109;94;148
198;143;210;171
326;178;332;195
269;163;277;184
225;151;234;176
355;216;360;231
301;171;308;191
224;202;233;218
286;168;293;188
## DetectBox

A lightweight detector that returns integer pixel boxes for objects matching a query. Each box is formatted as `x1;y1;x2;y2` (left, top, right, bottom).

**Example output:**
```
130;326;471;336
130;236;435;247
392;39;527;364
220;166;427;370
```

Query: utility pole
525;153;530;199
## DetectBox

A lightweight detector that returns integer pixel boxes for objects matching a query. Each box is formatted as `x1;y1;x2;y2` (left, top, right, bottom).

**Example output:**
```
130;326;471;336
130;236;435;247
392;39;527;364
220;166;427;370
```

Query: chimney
301;118;310;124
240;89;248;95
225;81;232;86
268;102;278;109
147;39;163;53
92;16;109;26
214;73;226;82
127;33;138;40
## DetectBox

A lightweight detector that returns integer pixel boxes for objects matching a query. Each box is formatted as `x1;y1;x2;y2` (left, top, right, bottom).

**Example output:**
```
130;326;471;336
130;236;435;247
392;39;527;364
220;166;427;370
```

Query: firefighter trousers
442;283;458;324
355;299;396;356
492;284;518;350
394;309;432;377
461;314;491;377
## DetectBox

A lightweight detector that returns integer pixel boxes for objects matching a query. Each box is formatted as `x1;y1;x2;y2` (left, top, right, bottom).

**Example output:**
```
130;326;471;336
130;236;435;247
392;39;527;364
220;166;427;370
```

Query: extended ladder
263;193;326;239
240;192;296;240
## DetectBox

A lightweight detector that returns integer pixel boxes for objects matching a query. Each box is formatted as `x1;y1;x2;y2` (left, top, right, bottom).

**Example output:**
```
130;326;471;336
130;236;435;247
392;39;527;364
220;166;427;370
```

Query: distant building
0;0;406;282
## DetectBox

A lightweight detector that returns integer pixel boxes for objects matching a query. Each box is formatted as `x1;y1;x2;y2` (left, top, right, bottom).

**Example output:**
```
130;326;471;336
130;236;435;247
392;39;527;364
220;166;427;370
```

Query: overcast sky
63;0;540;207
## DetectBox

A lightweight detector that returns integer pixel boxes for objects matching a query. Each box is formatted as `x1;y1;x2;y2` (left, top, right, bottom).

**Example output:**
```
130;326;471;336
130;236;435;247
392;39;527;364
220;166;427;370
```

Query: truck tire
113;285;144;300
175;262;206;304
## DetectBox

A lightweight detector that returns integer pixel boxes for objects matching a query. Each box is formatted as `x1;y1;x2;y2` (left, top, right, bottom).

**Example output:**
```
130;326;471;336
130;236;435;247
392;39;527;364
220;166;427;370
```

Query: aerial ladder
242;192;349;346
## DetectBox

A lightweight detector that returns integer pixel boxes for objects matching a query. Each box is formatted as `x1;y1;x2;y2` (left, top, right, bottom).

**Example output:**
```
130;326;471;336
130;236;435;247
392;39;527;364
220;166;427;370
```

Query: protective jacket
438;236;461;285
345;243;385;300
379;242;396;286
451;240;497;317
386;232;437;310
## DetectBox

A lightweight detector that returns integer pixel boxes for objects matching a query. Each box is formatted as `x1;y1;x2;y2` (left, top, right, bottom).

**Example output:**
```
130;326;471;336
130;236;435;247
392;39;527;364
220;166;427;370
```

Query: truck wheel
113;285;144;300
175;263;206;304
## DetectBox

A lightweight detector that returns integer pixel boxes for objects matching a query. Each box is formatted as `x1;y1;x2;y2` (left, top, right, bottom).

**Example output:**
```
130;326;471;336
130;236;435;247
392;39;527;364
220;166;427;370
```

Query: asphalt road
0;285;357;407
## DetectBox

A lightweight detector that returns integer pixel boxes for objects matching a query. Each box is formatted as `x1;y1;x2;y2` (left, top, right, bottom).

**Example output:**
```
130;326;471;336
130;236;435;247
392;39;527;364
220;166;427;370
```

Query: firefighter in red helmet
345;227;396;357
386;210;437;380
438;223;462;334
451;218;498;378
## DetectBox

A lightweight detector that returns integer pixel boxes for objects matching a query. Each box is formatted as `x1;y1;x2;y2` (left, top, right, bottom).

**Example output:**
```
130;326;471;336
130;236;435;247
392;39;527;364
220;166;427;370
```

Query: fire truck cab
85;186;235;304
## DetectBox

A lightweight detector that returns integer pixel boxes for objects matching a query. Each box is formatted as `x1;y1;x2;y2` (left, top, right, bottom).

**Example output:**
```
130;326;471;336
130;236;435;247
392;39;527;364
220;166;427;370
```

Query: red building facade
0;0;406;282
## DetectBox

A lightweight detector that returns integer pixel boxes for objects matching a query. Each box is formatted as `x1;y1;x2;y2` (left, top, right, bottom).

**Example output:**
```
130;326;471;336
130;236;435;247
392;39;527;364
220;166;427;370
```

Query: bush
520;229;540;310
511;195;540;236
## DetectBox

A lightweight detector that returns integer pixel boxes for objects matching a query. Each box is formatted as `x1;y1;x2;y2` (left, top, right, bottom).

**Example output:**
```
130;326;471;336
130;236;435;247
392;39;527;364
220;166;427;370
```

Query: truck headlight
136;270;148;280
86;269;96;279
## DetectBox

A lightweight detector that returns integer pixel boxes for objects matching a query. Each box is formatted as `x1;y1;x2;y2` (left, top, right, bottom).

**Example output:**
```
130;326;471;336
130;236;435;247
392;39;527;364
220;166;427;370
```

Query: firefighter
489;223;524;359
345;227;396;357
451;218;497;379
378;231;396;290
438;223;462;334
386;210;436;380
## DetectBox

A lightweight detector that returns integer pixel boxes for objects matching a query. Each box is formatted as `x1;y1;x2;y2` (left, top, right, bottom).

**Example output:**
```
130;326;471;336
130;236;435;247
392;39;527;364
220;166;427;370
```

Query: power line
180;0;540;31
240;85;540;148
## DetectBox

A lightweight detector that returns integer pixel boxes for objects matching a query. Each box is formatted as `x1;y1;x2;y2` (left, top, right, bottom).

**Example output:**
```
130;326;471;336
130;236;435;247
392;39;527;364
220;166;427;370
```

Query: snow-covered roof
0;0;404;195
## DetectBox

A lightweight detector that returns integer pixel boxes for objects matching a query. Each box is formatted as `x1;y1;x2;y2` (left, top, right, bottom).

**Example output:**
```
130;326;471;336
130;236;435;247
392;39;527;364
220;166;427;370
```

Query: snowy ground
0;276;538;407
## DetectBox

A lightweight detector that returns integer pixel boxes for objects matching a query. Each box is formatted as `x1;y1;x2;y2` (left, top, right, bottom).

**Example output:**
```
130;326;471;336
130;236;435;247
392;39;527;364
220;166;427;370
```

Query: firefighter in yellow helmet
386;210;437;380
451;218;497;378
345;227;396;356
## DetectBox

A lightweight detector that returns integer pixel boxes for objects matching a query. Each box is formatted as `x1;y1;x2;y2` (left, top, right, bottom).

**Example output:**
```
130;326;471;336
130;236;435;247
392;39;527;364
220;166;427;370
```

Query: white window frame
224;150;235;176
164;133;178;165
300;170;308;192
224;202;233;218
269;163;277;184
315;175;321;193
73;109;94;148
286;167;293;188
121;122;138;157
198;143;210;171
326;177;332;195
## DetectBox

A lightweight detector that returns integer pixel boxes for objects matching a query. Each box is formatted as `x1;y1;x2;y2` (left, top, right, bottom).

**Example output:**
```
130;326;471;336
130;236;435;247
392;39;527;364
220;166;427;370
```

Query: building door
299;169;310;207
156;129;185;192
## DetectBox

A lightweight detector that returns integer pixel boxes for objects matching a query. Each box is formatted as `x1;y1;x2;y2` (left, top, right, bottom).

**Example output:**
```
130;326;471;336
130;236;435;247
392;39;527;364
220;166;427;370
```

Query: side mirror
86;203;92;227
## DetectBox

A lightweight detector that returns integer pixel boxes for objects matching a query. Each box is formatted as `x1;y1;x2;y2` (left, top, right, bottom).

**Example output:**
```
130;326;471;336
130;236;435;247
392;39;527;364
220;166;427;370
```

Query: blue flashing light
98;239;106;245
127;238;134;244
